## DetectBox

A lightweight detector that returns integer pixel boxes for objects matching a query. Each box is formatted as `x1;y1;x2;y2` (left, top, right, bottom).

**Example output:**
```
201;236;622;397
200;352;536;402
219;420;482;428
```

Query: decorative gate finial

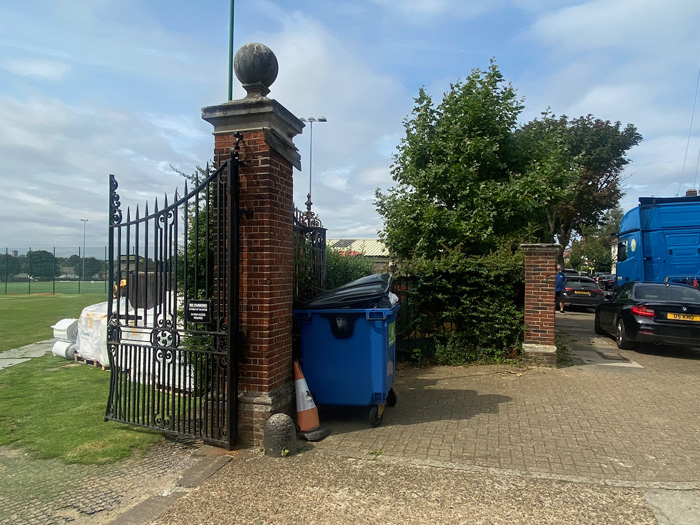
234;43;278;99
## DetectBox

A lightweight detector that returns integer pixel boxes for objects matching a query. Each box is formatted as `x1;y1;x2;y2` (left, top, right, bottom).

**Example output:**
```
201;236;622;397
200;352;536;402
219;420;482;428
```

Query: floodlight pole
299;116;327;211
81;219;88;281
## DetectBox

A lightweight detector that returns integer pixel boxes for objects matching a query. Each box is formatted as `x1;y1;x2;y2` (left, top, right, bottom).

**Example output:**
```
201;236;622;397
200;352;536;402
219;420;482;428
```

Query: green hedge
402;246;524;365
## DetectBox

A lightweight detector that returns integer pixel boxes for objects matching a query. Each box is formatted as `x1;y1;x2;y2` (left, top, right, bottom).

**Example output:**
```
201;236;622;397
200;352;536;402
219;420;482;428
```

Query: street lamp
80;219;88;281
299;116;327;212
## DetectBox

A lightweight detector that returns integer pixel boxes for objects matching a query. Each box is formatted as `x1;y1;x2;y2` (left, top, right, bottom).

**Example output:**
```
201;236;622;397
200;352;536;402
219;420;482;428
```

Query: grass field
1;280;108;295
0;292;164;463
0;354;162;464
0;293;107;352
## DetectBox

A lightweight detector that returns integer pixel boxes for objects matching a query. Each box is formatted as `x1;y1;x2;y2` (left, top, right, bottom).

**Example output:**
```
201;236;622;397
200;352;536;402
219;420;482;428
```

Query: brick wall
521;244;558;366
216;130;294;390
213;131;295;443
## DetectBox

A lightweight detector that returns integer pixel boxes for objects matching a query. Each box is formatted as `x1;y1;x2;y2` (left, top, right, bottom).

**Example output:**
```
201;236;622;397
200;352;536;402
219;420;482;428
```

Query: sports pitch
1;280;108;295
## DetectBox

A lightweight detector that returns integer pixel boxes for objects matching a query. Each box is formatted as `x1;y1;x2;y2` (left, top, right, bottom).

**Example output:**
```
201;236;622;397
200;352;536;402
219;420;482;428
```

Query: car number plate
667;313;700;321
574;291;589;295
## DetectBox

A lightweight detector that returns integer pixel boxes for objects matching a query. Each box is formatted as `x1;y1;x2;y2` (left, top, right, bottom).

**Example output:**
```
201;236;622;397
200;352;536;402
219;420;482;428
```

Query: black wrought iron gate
105;146;240;449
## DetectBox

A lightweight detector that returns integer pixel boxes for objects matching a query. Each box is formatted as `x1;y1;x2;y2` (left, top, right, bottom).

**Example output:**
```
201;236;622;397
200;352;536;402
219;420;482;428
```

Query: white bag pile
51;318;78;360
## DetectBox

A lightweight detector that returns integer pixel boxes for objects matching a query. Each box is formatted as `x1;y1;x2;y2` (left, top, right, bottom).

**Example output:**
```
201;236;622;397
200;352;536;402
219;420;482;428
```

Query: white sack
52;340;77;360
76;302;110;365
51;318;78;342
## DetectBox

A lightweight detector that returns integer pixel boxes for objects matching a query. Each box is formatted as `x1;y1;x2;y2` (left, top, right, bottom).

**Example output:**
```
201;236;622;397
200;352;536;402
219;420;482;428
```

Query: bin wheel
369;405;384;427
386;388;397;407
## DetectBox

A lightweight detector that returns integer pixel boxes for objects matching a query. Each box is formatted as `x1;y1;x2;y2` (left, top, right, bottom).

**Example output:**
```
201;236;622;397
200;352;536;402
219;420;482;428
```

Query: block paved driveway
312;310;700;484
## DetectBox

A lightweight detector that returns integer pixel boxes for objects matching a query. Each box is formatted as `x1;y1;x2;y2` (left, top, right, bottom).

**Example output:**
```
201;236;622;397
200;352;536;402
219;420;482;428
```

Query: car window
568;278;597;290
634;285;700;303
617;283;634;300
618;240;628;262
635;287;661;300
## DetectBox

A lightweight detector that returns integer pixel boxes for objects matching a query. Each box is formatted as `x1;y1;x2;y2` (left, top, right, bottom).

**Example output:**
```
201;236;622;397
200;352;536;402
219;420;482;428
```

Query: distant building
59;266;78;279
327;238;392;272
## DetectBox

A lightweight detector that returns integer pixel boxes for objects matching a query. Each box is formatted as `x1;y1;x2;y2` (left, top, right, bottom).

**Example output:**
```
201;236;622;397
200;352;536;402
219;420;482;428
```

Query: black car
594;273;615;291
561;276;605;309
594;281;700;349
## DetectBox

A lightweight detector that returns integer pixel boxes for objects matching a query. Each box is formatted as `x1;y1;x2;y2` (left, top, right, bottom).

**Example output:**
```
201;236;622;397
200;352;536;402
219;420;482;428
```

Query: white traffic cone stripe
295;377;316;412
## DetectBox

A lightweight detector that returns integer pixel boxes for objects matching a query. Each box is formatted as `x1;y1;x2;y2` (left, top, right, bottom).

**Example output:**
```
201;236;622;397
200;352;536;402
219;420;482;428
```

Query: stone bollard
263;413;297;457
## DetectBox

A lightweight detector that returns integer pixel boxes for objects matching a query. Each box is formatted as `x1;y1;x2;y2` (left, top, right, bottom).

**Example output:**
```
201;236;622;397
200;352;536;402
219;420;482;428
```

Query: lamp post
80;219;88;281
299;117;327;212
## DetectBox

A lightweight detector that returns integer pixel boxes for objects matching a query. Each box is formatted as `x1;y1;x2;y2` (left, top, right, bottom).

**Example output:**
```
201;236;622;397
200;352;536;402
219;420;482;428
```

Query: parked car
562;276;605;309
594;273;615;292
594;281;700;349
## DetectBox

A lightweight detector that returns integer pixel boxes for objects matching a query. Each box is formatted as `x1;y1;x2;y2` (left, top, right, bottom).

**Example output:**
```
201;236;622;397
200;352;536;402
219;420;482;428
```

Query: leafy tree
0;253;21;280
83;257;104;279
519;114;641;265
173;164;215;299
568;207;623;272
25;250;57;280
324;247;374;290
376;61;568;260
375;61;640;364
376;61;539;363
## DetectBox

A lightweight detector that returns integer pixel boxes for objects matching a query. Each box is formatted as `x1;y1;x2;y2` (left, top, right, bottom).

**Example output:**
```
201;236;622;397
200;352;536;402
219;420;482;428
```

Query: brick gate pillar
202;44;304;445
521;244;559;367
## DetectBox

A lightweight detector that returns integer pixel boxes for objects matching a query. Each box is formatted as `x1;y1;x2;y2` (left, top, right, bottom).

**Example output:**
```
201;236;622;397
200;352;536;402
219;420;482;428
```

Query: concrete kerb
113;446;234;525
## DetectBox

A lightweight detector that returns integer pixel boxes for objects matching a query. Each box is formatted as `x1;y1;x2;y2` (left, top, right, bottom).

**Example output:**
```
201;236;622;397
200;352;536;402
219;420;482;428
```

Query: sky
1;0;699;255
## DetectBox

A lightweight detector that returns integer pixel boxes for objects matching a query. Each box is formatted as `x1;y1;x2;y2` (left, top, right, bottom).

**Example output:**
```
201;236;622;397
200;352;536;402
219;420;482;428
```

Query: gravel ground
151;449;657;525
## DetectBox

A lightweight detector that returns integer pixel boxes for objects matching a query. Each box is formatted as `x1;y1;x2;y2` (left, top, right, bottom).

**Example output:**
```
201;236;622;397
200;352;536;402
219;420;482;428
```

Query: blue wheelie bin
293;274;399;427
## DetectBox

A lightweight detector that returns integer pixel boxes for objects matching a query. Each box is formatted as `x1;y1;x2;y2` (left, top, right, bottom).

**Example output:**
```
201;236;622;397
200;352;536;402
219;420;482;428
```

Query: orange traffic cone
294;361;320;432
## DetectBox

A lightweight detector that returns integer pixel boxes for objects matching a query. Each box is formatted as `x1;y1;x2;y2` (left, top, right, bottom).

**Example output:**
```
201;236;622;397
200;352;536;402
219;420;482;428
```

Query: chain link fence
1;247;109;295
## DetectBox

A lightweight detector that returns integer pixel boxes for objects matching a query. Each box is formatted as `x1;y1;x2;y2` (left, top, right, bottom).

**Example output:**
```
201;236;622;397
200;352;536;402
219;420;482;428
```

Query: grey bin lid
295;273;393;310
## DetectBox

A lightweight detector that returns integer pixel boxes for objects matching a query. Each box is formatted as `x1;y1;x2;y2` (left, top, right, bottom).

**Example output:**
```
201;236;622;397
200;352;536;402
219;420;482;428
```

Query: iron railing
105;142;241;449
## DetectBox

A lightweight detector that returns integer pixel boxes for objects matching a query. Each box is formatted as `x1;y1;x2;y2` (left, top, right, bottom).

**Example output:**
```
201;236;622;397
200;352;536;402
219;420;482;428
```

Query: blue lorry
616;195;700;288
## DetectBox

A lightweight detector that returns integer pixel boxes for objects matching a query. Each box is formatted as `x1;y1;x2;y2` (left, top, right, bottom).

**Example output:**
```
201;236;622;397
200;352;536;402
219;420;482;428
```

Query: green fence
1;247;109;295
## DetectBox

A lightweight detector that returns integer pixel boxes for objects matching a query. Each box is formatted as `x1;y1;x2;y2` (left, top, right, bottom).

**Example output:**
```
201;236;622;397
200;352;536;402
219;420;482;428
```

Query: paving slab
0;340;53;371
644;489;700;525
556;310;646;370
5;311;700;524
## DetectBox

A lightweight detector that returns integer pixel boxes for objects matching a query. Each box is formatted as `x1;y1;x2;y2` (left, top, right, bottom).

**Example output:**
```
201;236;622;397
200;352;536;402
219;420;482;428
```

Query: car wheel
594;314;605;335
616;318;634;349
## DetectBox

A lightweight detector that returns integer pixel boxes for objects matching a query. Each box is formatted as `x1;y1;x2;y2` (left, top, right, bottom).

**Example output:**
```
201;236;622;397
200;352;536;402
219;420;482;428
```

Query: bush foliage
324;247;375;290
403;247;524;365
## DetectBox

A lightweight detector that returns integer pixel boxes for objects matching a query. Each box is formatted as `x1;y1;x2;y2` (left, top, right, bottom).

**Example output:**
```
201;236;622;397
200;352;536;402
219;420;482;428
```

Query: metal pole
308;120;314;198
299;117;327;211
81;219;88;284
228;0;235;101
4;248;7;295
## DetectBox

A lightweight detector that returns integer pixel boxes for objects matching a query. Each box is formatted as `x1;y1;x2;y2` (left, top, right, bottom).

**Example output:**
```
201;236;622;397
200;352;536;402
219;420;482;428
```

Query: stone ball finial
234;43;279;99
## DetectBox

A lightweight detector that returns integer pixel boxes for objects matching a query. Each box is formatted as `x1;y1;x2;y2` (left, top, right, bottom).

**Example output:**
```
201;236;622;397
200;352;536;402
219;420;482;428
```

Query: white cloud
529;0;700;57
2;58;70;80
2;0;700;248
369;0;506;24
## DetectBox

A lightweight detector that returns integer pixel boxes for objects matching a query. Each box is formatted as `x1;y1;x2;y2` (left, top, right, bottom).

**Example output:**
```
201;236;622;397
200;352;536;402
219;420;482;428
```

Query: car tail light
565;287;574;292
631;305;655;318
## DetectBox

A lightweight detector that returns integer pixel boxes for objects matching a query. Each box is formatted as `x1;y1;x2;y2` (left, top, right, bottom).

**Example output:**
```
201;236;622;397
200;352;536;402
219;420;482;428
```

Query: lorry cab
616;196;700;288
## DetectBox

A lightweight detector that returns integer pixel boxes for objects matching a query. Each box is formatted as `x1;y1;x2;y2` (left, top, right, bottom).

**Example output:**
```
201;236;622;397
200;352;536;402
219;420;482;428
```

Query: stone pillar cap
234;43;279;99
